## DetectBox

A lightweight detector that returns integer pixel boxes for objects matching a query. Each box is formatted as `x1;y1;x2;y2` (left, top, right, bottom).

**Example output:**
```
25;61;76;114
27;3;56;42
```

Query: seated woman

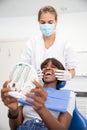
1;58;75;130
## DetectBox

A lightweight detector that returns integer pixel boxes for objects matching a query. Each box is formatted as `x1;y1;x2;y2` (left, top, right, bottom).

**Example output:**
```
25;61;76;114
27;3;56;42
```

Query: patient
1;58;75;130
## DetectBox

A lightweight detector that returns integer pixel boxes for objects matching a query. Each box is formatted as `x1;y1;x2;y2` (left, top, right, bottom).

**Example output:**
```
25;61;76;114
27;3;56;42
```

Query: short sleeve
64;42;78;70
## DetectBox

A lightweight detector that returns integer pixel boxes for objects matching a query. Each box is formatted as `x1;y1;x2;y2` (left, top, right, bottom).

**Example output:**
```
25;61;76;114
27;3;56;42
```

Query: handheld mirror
8;62;39;99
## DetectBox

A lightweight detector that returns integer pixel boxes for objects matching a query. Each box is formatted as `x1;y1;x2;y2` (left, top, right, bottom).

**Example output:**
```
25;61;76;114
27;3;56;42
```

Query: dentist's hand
55;70;72;81
37;69;43;80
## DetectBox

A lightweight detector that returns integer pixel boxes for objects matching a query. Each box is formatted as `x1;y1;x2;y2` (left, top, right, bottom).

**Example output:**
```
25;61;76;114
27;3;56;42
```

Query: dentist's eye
39;20;46;24
48;20;54;24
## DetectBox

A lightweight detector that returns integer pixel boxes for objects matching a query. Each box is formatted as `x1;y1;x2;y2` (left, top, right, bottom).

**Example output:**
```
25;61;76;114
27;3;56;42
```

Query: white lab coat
20;34;78;70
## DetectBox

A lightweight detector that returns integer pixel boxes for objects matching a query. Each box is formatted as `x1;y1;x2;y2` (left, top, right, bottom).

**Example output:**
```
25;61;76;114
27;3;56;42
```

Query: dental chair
69;106;87;130
57;81;87;130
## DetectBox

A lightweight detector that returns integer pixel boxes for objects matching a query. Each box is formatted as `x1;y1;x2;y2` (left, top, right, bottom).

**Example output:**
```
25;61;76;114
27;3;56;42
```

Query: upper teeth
45;71;52;75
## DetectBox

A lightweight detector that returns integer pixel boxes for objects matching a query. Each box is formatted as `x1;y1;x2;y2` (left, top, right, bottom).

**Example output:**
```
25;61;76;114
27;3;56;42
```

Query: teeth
45;71;52;75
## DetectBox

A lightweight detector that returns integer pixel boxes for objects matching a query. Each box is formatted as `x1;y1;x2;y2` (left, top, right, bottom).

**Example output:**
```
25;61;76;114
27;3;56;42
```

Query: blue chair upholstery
69;107;87;130
56;81;66;89
57;81;87;130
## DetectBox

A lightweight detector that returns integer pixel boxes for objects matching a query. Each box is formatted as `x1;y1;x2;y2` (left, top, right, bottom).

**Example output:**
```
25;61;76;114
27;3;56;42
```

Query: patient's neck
43;82;57;89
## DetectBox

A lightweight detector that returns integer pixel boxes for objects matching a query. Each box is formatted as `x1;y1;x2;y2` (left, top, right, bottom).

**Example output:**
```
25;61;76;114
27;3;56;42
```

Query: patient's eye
51;65;57;68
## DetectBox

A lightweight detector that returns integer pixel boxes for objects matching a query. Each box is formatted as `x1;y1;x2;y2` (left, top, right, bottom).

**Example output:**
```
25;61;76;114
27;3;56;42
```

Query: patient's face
42;61;58;83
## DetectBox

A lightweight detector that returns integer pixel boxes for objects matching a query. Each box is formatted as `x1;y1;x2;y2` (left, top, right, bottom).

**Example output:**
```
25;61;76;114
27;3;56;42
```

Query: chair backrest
57;81;87;130
69;107;87;130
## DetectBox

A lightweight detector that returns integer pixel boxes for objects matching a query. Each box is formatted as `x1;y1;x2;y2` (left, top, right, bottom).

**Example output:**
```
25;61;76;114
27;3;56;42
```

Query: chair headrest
56;81;66;89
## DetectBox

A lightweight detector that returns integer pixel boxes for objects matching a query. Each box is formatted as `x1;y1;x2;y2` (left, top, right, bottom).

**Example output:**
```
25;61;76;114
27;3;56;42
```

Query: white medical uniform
20;34;78;70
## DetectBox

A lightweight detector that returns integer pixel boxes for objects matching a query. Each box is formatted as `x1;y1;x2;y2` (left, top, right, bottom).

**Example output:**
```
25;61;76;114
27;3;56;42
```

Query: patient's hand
1;80;18;111
25;80;48;111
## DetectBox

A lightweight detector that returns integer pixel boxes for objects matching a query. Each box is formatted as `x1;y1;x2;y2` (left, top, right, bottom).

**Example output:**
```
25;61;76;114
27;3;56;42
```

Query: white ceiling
0;0;87;17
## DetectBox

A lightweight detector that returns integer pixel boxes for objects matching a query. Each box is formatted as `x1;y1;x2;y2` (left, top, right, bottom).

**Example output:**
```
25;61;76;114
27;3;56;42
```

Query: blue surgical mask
40;24;55;36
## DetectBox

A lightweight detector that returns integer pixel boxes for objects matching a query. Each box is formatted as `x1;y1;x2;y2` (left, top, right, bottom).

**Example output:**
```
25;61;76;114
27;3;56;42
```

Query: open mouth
44;71;53;76
45;71;52;75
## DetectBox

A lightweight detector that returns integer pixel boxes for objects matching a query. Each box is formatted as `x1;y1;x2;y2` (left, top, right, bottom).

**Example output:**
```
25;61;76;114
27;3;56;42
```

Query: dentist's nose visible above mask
40;24;55;36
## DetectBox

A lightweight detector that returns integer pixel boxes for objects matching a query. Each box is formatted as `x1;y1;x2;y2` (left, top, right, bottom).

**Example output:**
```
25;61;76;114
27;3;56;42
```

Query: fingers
55;69;72;81
1;80;18;107
55;70;65;75
25;93;44;104
37;69;43;80
55;69;65;81
32;80;47;99
32;80;42;89
2;96;17;106
56;69;65;73
55;75;66;81
3;80;11;88
1;90;17;108
1;82;16;99
25;81;47;111
37;69;43;74
25;92;45;111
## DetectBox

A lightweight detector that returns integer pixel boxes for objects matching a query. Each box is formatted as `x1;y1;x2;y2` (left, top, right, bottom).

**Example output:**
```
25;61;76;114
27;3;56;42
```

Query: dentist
20;5;78;82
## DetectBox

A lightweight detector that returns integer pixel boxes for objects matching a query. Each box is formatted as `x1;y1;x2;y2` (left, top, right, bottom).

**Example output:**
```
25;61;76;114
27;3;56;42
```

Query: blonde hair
38;5;58;21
